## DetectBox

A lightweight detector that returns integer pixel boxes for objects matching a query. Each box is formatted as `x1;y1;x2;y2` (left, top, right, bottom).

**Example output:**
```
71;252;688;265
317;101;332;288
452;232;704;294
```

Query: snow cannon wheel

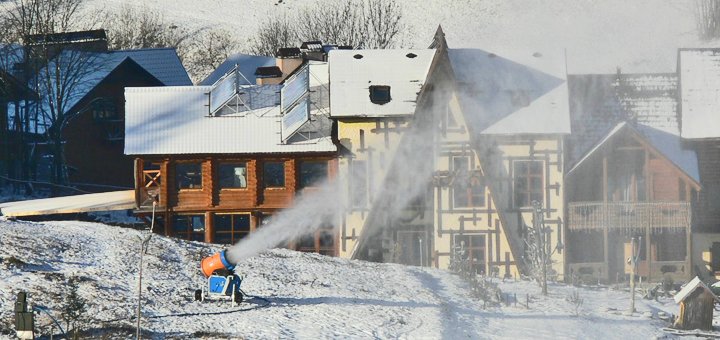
194;289;202;301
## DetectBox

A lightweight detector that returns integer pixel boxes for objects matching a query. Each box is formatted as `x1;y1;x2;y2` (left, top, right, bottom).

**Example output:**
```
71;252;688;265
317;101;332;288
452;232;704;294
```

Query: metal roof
114;48;192;86
566;121;699;184
200;53;276;86
679;49;720;139
124;86;336;155
329;49;435;118
448;48;570;135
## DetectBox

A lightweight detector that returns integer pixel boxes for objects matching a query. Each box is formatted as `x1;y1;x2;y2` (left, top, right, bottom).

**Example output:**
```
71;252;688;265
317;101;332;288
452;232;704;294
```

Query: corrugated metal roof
200;53;276;86
124;86;336;155
679;49;720;139
329;49;435;117
448;48;570;135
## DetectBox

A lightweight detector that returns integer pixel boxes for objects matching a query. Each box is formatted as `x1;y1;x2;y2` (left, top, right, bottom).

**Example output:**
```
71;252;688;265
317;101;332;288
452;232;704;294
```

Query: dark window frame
298;160;328;189
452;156;485;208
454;234;487;275
213;213;251;244
218;162;248;190
369;85;391;105
263;161;286;189
512;160;544;208
175;162;203;190
172;214;205;242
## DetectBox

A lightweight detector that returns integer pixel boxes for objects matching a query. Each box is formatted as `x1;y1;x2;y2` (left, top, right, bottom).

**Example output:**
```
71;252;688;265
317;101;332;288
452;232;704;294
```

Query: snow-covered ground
81;0;701;75
0;218;687;339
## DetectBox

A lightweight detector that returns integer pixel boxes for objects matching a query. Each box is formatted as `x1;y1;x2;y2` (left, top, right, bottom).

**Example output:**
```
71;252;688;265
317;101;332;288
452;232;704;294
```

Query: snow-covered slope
0;218;686;339
81;0;701;74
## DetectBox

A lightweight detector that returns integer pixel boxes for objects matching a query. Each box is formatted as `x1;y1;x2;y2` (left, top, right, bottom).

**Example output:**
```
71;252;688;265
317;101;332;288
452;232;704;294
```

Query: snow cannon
200;250;235;278
196;250;244;305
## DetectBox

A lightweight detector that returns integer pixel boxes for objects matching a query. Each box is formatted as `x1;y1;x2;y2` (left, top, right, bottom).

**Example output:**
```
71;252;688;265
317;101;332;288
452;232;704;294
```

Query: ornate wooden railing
139;169;161;209
567;201;691;232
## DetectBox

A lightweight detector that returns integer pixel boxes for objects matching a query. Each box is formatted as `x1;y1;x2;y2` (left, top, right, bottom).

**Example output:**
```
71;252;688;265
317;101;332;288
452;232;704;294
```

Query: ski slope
80;0;703;75
0;218;690;338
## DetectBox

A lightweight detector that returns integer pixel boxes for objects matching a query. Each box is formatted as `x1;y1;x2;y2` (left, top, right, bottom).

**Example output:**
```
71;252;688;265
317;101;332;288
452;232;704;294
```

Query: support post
602;154;609;282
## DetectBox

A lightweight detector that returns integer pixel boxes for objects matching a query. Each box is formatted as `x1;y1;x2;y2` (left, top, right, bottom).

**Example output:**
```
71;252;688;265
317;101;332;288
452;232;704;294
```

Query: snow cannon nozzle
200;250;235;278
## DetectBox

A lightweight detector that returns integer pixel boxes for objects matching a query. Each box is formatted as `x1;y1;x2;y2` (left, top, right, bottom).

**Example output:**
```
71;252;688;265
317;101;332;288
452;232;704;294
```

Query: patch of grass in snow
2;255;28;268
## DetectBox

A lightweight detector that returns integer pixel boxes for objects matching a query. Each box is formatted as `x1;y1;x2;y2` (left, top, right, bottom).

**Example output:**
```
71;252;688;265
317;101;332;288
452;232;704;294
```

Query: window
513;160;543;207
454;234;486;275
296;226;335;255
299;161;328;189
452;156;485;208
214;214;250;244
219;163;247;189
91;97;118;121
176;163;202;190
173;215;205;241
351;160;368;208
263;161;285;188
369;85;391;104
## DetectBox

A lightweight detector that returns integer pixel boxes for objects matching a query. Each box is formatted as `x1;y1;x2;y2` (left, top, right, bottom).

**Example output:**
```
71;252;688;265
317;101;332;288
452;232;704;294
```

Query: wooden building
125;50;340;254
1;30;192;192
565;73;700;283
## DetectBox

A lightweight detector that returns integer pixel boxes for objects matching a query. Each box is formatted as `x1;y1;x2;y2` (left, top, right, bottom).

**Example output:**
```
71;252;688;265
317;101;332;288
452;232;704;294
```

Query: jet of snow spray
224;180;345;264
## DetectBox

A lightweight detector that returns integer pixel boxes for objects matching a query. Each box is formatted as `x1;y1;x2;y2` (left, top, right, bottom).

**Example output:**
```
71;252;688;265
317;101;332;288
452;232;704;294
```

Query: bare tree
248;14;297;56
103;5;196;61
185;28;238;83
695;0;720;40
362;0;405;48
1;0;103;187
524;201;559;295
249;0;406;54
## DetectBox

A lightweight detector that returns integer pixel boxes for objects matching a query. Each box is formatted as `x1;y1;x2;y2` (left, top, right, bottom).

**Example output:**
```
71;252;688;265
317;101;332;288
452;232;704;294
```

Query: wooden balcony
568;201;691;232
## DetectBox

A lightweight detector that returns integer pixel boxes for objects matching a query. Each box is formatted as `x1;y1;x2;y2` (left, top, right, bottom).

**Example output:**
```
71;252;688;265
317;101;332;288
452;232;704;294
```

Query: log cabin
565;73;700;283
125;48;340;254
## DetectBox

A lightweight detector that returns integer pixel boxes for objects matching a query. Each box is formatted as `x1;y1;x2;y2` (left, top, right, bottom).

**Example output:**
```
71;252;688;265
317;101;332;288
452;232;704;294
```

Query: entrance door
396;231;428;267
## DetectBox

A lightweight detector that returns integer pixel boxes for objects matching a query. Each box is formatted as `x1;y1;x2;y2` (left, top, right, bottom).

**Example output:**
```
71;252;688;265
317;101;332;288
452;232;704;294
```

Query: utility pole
136;200;157;339
629;236;642;314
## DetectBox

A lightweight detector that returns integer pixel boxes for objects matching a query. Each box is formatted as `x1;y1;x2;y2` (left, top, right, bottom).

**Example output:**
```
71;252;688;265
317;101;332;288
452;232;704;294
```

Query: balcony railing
567;201;691;232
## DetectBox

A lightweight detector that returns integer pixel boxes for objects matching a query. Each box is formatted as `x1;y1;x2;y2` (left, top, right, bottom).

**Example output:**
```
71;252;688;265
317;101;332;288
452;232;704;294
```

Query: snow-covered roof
114;48;192;86
0;190;134;217
679;49;720;139
329;49;435;118
33;48;190;126
566;73;680;167
200;53;276;86
566;121;699;184
674;276;719;304
448;48;570;135
124;86;336;155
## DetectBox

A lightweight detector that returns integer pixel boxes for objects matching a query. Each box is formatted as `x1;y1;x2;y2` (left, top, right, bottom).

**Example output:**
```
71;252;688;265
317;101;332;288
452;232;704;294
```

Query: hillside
81;0;702;75
0;218;686;339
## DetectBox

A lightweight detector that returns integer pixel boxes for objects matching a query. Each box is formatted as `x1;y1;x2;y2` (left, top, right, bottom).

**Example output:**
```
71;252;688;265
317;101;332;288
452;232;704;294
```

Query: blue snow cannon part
208;276;228;294
219;250;235;271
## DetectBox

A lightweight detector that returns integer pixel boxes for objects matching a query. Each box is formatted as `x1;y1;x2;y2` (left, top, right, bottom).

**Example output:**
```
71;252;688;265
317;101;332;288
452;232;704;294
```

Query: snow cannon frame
196;250;244;305
201;250;235;278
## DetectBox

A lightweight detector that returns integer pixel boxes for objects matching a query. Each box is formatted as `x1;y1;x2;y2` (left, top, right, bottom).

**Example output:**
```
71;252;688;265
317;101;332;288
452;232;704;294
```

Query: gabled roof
674;276;720;304
36;48;189;120
329;49;436;118
448;48;570;135
566;121;700;184
113;48;191;86
566;73;679;166
679;49;720;139
200;53;276;86
124;85;335;155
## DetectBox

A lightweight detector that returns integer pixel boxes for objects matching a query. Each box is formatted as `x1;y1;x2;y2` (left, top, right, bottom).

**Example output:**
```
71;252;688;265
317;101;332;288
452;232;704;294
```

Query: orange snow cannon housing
200;250;235;278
